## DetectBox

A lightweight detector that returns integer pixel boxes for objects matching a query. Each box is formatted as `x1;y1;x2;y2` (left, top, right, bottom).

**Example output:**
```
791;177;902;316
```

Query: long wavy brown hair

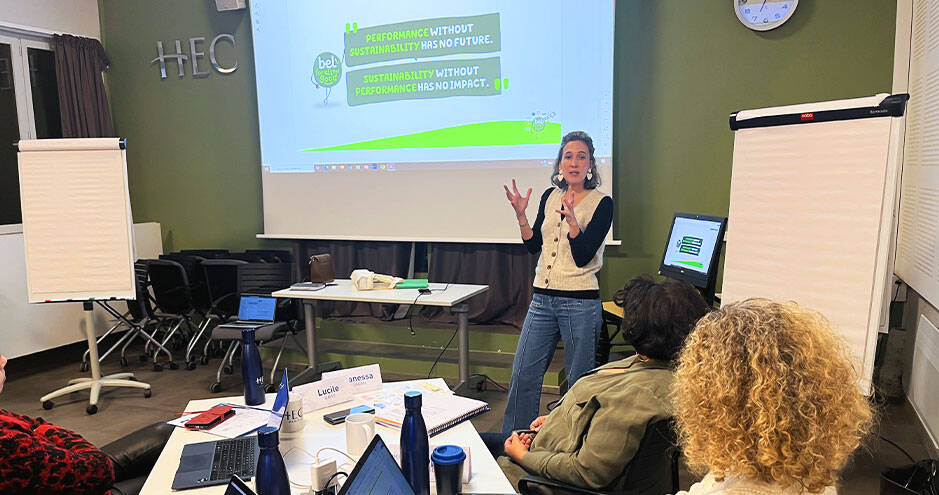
673;299;873;492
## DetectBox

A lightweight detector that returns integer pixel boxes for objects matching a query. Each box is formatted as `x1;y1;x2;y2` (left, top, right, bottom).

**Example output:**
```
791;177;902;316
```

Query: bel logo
152;34;238;79
312;52;342;88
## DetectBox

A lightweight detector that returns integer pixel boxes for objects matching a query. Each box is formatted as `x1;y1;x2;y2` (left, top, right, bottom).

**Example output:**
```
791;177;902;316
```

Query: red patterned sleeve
0;410;114;495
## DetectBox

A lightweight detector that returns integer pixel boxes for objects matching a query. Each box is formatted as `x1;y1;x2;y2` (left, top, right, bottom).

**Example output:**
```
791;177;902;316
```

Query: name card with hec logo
294;375;353;413
322;364;382;394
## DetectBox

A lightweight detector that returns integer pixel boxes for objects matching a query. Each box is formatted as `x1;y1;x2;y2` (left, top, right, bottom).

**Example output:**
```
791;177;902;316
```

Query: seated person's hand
504;432;530;463
518;432;534;448
530;415;548;432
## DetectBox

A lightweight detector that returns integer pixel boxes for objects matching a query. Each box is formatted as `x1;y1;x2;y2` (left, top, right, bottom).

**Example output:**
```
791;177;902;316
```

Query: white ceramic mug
345;412;376;456
283;392;305;433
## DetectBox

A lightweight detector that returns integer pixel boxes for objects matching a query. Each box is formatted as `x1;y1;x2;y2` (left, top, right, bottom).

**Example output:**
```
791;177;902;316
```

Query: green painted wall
598;0;896;296
100;1;896;296
100;0;268;252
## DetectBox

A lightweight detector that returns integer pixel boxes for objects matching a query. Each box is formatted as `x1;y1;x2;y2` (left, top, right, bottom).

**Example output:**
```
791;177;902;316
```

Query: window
0;30;62;226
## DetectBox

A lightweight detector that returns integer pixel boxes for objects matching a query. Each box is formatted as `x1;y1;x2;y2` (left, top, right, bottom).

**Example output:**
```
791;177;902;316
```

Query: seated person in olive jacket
496;276;711;492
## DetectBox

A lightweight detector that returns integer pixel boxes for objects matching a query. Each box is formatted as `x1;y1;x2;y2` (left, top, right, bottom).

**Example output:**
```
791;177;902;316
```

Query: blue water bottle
255;426;290;495
400;391;430;495
241;328;265;406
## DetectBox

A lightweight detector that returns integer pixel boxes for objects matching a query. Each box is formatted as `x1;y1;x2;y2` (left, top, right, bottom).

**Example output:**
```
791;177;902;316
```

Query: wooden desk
602;301;624;321
272;280;489;391
140;385;515;495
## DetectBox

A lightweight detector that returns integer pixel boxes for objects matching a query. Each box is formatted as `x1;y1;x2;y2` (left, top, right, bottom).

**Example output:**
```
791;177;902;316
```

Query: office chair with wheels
200;259;248;365
206;262;302;393
517;419;680;495
239;261;303;388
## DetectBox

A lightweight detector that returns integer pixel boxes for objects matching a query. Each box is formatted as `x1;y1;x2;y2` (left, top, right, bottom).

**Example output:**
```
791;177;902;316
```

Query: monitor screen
238;296;277;321
659;213;726;289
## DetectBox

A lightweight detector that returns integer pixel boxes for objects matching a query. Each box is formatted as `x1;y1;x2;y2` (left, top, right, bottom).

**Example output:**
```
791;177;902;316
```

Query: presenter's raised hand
556;189;581;236
504;179;532;219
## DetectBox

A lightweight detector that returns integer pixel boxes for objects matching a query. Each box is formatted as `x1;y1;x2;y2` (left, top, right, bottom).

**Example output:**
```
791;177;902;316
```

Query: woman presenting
502;130;613;436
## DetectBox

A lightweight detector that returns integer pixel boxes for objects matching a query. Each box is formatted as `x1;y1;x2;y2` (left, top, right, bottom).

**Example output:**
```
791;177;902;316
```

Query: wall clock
735;0;798;31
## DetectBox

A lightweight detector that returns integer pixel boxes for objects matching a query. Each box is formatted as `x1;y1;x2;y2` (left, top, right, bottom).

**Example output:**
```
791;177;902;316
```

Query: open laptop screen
339;436;415;495
238;295;276;321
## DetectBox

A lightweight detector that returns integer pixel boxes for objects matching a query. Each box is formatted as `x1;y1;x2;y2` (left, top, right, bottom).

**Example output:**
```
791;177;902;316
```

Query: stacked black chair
517;419;680;495
245;249;293;263
202;259;248;322
226;252;273;263
146;259;204;369
159;253;215;369
179;249;230;258
81;261;176;371
96;261;177;370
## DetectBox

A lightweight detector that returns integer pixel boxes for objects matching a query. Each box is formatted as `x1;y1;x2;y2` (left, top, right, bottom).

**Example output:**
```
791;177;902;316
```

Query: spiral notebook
358;389;489;436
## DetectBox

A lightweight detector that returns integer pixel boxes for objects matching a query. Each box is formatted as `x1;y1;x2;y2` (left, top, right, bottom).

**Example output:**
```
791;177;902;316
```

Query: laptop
338;435;415;495
171;435;260;490
220;295;277;329
339;436;512;495
172;374;288;491
223;475;257;495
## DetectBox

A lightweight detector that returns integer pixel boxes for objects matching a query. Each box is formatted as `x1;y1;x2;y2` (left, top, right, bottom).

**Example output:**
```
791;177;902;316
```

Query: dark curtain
300;240;411;319
422;243;538;328
52;34;114;137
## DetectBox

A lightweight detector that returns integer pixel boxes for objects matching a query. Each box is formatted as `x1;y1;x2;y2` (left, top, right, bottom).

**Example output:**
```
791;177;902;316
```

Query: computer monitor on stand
658;212;727;305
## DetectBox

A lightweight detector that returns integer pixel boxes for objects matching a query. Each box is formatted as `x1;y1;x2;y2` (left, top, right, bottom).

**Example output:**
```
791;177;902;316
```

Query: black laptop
338;435;416;495
171;435;260;490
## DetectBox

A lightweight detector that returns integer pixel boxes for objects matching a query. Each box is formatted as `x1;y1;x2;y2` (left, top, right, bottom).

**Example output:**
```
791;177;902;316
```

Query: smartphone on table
323;405;376;425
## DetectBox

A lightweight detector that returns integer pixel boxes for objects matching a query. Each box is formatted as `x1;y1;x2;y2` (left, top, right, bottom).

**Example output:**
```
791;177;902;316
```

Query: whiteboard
723;95;904;395
895;0;939;310
17;138;135;303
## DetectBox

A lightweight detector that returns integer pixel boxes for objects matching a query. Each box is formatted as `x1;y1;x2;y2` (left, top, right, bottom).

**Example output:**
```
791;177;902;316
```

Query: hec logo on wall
151;34;238;79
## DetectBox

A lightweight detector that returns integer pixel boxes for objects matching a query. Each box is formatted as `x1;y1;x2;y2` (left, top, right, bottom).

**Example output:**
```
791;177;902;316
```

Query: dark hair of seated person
613;276;711;362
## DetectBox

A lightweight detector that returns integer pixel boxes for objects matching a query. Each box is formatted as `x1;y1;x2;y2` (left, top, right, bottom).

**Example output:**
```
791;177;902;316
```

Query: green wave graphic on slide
304;121;561;151
675;261;704;269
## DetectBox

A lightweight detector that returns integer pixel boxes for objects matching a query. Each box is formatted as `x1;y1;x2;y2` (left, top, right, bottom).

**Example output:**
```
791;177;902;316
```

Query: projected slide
250;0;613;173
663;218;723;274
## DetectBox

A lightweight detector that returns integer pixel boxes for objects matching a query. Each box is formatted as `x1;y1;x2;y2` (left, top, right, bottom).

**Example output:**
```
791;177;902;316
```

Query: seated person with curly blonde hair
494;276;711;492
673;299;874;495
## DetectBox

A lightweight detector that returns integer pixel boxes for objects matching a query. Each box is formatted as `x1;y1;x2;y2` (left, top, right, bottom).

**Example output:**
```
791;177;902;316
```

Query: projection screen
250;0;615;243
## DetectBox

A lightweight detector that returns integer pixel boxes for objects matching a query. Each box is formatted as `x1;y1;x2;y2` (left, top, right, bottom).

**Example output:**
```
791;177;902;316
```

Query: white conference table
272;280;489;391
140;387;515;494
